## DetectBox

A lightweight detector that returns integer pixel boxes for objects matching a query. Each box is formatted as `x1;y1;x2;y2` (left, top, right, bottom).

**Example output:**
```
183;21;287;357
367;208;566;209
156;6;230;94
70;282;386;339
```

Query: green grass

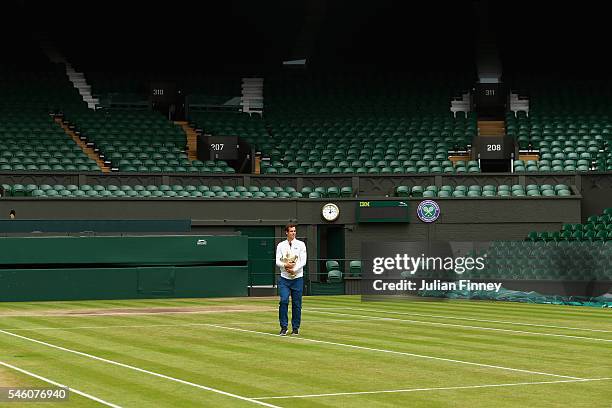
0;296;610;407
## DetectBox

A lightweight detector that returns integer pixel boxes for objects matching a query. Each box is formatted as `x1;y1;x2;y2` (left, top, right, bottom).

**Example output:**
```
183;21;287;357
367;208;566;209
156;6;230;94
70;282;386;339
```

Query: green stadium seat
340;186;353;197
571;231;584;241
327;187;340;198
595;230;608;241
314;187;326;197
328;269;343;283
396;186;410;197
349;260;362;277
11;184;25;197
326;260;339;272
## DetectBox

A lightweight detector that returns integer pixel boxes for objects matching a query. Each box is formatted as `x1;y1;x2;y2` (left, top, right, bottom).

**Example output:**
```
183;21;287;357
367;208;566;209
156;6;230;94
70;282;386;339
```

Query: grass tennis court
0;295;609;407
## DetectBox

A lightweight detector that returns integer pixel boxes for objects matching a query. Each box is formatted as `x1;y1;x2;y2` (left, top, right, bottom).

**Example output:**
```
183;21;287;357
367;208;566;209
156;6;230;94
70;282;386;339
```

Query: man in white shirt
276;223;307;336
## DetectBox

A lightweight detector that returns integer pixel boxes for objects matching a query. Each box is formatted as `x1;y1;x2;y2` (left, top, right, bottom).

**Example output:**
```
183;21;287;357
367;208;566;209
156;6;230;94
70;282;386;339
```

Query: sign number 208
487;144;502;151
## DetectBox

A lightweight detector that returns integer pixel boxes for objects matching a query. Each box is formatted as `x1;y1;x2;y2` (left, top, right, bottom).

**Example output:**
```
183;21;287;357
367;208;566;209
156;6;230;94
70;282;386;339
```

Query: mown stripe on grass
0;329;282;408
310;306;612;333
0;360;122;407
308;309;612;342
3;318;383;332
5;306;606;379
0;335;248;408
252;377;612;400
304;297;612;330
201;323;585;380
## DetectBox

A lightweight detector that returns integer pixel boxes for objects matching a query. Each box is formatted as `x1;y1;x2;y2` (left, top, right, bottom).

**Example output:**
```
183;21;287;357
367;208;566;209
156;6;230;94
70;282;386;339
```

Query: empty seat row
264;165;480;175
527;209;612;242
527;230;612;242
2;184;353;199
396;184;572;198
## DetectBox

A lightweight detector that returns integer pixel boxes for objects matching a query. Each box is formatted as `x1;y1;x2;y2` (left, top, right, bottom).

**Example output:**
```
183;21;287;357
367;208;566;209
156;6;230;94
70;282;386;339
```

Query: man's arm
275;243;285;269
295;242;307;271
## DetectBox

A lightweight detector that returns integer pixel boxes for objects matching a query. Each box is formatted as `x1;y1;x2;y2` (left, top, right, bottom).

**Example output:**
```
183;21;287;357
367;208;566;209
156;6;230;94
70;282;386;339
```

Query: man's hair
285;223;297;232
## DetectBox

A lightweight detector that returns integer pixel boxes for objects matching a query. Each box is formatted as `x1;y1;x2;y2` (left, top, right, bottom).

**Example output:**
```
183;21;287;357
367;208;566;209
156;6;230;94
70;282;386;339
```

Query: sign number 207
487;144;502;151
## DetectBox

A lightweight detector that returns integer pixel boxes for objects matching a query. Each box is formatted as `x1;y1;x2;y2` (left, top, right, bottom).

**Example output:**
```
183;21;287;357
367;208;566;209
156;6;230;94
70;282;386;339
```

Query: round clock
322;203;340;221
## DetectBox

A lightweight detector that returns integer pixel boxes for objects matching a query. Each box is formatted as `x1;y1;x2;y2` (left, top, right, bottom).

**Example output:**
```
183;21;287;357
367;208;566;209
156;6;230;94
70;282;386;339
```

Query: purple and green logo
417;200;440;223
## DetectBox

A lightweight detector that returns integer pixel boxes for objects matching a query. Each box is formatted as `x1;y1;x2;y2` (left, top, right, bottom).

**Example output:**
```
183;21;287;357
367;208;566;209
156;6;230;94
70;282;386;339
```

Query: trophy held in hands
281;252;299;276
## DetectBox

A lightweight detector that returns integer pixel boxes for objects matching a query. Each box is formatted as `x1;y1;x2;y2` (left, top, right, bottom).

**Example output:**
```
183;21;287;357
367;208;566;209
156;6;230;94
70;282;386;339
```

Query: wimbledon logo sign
417;200;440;223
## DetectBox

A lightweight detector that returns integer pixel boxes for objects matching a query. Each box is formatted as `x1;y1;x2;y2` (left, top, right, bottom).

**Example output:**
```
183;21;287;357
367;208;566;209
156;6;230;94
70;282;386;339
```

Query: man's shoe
279;327;288;336
291;328;299;336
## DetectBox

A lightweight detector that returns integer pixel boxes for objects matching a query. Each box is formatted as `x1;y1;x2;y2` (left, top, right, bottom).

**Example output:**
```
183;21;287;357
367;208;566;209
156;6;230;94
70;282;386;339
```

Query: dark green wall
0;172;609;225
0;219;191;233
235;226;276;285
0;235;246;265
0;195;581;228
1;172;607;291
0;235;248;301
0;266;248;302
0;194;584;282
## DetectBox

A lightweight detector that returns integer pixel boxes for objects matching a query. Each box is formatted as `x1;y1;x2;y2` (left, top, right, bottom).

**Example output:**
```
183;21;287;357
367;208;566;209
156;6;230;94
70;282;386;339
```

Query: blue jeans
278;277;303;330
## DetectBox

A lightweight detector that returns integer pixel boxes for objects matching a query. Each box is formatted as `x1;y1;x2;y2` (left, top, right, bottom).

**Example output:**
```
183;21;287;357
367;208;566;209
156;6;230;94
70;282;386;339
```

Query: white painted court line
0;308;277;319
12;309;607;345
0;329;282;408
2;318;385;332
252;377;612;400
202;323;584;380
308;310;612;343
309;306;612;333
4;304;609;335
0;360;122;407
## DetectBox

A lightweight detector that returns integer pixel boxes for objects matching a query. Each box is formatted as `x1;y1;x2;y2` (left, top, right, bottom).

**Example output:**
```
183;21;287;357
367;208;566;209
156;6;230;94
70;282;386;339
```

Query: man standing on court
276;223;307;336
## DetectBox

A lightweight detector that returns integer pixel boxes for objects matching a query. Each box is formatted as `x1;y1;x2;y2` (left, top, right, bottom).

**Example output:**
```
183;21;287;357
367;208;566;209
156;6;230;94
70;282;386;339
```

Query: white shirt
276;238;307;280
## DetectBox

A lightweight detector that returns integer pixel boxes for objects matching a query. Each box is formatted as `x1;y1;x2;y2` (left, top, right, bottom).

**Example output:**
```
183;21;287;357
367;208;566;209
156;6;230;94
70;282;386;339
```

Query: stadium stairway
65;64;99;110
55;117;109;173
36;34;99;110
449;154;471;165
518;152;539;163
176;121;199;161
478;120;505;136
